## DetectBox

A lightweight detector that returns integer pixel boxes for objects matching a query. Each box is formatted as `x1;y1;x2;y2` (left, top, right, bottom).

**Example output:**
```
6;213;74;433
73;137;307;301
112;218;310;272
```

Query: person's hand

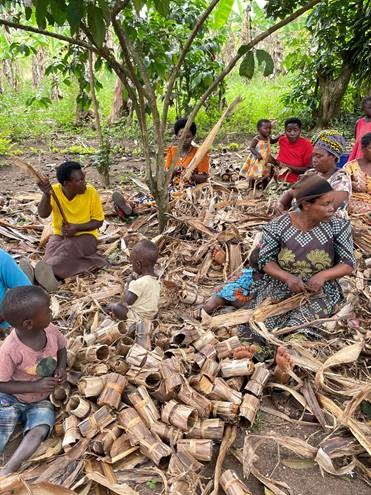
274;201;285;216
62;223;80;237
32;377;59;393
108;302;128;320
285;274;306;293
305;272;327;293
37;177;52;195
54;366;67;384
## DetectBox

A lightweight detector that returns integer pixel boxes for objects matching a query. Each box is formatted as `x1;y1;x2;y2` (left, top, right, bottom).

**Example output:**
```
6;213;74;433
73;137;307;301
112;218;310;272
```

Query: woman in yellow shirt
35;161;107;289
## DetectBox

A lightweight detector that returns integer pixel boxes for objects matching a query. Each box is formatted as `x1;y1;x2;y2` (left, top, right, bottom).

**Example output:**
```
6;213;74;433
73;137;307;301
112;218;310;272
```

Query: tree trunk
108;78;130;125
316;62;353;128
32;48;46;88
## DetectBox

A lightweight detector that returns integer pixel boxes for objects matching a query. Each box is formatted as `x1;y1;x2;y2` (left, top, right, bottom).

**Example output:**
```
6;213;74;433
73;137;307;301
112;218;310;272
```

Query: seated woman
345;132;371;216
274;130;351;219
113;118;209;217
244;175;355;335
36;161;107;288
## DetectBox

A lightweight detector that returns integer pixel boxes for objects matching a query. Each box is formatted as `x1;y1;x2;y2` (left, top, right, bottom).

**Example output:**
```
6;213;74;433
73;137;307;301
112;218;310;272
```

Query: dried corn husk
117;335;134;357
108;357;129;374
97;373;128;409
78;376;106;397
78;406;115;439
189;374;214;395
77;345;110;365
109;433;138;463
177;439;213;461
91;425;122;455
244;364;270;397
194;344;217;368
62;415;80;451
200;358;219;380
180;289;204;305
128;385;160;427
239;394;260;426
209;378;242;403
187;418;225;440
150;421;184;445
161;358;183;394
220;359;254;378
162;400;198;431
66;395;92;419
168;450;203;476
220;469;252;495
118;407;150;446
215;336;241;359
227;376;245;392
84;319;126;346
193;330;217;351
139;435;172;468
212;401;239;422
178;381;212;418
135;320;152;350
126;366;162;390
126;343;162;369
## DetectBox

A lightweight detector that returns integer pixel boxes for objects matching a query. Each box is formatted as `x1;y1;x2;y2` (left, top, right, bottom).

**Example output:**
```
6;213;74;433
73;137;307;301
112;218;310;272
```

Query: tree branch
0;18;99;54
161;0;221;133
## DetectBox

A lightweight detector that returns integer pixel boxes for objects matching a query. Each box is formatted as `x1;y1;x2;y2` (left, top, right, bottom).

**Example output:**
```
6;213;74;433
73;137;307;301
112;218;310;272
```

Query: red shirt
277;136;313;183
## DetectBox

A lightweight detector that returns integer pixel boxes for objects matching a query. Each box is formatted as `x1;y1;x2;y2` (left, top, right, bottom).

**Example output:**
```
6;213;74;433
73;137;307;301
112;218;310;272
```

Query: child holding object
0;286;67;476
240;119;279;189
109;240;161;323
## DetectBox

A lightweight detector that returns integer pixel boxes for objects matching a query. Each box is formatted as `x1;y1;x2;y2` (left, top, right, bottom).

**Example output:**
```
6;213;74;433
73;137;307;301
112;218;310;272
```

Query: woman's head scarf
311;130;346;160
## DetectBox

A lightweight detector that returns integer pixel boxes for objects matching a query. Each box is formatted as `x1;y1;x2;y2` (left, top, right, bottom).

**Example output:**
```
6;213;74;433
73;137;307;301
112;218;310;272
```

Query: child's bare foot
211;246;226;265
233;344;256;360
273;346;294;384
203;295;225;315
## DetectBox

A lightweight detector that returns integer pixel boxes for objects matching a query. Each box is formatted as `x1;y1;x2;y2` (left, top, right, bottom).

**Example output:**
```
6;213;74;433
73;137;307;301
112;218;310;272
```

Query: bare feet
211;245;226;266
233;344;256;360
203;295;225;315
273;346;294;384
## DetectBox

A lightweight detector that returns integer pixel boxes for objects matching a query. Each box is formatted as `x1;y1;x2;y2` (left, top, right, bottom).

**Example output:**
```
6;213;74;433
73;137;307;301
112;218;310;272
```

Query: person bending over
0;286;67;476
36;161;107;289
109;240;161;323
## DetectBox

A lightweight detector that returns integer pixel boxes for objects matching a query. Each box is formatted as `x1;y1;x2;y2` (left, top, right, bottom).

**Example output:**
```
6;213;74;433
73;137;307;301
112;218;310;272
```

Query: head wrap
293;175;333;205
311;130;346;160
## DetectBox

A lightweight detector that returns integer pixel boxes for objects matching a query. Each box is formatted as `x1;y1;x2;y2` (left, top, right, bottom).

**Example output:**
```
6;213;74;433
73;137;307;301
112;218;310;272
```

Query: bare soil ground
0;139;369;495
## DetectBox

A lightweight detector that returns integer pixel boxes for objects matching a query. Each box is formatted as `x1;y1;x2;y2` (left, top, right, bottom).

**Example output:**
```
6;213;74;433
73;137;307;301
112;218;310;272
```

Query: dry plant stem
273;316;345;336
210;424;237;495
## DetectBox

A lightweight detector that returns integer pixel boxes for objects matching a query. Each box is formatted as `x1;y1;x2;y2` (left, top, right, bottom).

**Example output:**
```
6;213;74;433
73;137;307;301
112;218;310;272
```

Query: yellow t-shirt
127;275;161;322
50;183;104;239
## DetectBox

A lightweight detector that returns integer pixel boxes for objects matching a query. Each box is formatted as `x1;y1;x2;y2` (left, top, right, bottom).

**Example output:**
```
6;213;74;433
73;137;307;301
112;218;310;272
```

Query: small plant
92;140;111;186
251;411;266;432
227;142;240;151
61;144;97;155
146;479;157;491
0;132;14;156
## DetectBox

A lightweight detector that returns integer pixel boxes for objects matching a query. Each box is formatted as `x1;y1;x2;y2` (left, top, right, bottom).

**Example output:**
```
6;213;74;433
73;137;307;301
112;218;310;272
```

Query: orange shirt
165;145;209;174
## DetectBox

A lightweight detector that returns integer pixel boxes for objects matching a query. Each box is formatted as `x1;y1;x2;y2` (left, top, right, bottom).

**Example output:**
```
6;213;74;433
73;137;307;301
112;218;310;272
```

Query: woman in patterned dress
274;130;351;219
246;175;355;333
345;132;371;216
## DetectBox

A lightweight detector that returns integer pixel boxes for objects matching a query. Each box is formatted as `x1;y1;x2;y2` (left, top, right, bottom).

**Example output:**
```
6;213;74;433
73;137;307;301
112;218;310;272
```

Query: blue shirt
0;249;32;328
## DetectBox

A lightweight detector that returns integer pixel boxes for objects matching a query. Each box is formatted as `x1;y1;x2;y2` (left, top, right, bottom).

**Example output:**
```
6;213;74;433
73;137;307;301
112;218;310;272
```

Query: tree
0;0;321;230
270;0;371;127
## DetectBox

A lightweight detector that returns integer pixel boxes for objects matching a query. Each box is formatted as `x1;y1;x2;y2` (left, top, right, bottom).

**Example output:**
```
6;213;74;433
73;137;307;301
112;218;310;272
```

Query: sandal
112;191;133;217
34;261;60;292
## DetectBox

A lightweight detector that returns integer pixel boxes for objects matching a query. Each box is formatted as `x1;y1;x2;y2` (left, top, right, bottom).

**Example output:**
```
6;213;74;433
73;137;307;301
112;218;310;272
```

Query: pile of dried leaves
0;178;370;495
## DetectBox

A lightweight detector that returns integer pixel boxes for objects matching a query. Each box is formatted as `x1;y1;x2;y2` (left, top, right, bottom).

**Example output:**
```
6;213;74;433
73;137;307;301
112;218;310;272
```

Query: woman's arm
249;136;261;159
263;261;306;293
62;219;103;237
306;263;353;292
274;189;295;215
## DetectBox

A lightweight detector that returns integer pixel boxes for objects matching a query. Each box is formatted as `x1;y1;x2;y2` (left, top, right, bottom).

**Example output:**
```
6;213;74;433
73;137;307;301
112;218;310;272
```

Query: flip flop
34;261;60;292
112;191;133;217
18;258;35;283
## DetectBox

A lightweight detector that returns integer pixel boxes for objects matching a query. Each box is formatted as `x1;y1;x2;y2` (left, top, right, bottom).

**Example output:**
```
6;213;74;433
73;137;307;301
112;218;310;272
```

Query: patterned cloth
301;168;352;219
215;268;254;303
345;159;371;214
245;213;355;332
240;139;272;179
0;393;55;453
311;130;346;160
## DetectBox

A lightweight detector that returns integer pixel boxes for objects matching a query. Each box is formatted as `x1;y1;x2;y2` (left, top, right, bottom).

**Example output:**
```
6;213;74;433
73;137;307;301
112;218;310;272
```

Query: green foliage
210;0;234;29
0;132;14;155
92;139;111;177
239;49;274;79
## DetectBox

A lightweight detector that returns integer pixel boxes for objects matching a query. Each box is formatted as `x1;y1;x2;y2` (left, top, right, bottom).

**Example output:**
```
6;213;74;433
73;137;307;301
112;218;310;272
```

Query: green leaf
361;400;371;419
34;0;49;30
237;44;251;56
66;0;84;35
50;0;67;26
132;0;145;14
211;0;234;30
255;49;274;77
239;50;255;79
25;6;32;20
87;4;106;47
154;0;169;17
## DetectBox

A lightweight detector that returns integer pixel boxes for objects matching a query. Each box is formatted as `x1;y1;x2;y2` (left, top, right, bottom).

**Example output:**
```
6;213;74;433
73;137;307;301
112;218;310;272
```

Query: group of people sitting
0;104;370;476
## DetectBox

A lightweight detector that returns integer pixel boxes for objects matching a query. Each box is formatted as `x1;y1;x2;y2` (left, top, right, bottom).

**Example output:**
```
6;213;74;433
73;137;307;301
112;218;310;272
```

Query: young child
203;245;262;315
109;239;161;322
276;117;313;184
0;286;67;476
240;119;278;189
348;96;371;161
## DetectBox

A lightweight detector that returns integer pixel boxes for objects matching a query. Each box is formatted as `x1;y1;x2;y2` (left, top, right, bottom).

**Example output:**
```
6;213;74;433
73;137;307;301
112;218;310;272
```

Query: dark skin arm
263;261;306;293
280;164;311;174
0;377;59;395
192;173;209;184
306;263;353;292
54;347;67;383
62;219;103;237
274;189;295;215
249;136;262;160
108;290;138;320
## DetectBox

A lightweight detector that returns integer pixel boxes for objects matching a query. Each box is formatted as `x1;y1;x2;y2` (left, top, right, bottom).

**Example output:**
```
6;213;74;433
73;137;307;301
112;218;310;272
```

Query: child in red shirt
276;118;313;184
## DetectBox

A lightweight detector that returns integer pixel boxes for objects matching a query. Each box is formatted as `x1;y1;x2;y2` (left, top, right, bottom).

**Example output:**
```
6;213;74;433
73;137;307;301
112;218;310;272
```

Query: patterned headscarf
311;130;346;160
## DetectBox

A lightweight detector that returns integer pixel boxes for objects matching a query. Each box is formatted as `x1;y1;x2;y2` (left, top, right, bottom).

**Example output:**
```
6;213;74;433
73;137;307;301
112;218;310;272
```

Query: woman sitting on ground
274;130;351;219
113;118;209;218
244;175;355;336
36;161;107;289
345;132;371;216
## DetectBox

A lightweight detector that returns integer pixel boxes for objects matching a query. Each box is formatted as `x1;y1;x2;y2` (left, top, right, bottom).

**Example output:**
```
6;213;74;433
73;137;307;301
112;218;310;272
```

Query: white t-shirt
127;275;161;321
